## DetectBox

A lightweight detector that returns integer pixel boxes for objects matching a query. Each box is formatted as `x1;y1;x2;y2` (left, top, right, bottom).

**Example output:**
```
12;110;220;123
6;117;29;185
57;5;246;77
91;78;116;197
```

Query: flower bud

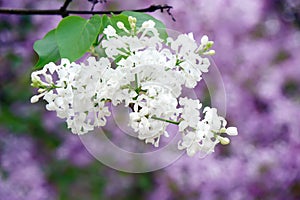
130;23;136;30
218;136;230;145
219;127;226;133
38;88;46;93
128;16;136;24
203;50;215;55
30;95;39;103
117;21;125;29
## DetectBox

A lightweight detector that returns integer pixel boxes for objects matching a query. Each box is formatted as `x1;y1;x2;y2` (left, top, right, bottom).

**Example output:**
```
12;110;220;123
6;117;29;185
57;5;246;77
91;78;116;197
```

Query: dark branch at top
60;0;73;11
60;0;73;17
88;0;107;11
0;4;175;21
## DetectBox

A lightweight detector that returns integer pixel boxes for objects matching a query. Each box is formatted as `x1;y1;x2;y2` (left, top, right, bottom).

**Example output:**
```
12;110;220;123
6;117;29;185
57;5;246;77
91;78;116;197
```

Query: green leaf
56;15;102;61
99;14;109;34
121;11;168;40
33;29;60;69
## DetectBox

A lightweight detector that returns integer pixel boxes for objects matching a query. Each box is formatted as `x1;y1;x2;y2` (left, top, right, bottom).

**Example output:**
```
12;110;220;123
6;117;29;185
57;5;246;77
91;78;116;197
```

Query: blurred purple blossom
56;134;93;167
0;130;56;200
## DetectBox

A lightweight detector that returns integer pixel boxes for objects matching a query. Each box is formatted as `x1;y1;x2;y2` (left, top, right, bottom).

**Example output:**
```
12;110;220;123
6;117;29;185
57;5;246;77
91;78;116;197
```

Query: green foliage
56;15;101;61
0;76;61;148
33;12;168;70
33;29;60;69
48;161;106;200
98;14;109;34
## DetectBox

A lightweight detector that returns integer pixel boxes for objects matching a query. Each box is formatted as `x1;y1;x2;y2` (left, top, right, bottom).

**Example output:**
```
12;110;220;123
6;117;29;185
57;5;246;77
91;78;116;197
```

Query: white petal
201;35;209;45
226;127;238;136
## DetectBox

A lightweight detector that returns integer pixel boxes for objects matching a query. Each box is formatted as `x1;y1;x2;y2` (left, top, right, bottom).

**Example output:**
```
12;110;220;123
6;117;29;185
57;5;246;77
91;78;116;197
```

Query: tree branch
0;4;175;20
60;0;73;11
60;0;73;17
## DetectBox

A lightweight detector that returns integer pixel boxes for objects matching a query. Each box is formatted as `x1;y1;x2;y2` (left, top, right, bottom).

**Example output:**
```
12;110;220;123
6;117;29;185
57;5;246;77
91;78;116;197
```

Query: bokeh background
1;0;300;199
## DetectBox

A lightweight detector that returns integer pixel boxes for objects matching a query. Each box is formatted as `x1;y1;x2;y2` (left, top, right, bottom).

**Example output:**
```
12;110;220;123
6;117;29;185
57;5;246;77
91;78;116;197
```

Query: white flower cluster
31;16;237;157
178;101;238;157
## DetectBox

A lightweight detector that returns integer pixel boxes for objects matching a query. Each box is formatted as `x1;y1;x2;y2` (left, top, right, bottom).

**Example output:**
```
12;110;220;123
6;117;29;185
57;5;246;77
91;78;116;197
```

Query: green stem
151;116;180;125
135;73;139;89
94;35;104;46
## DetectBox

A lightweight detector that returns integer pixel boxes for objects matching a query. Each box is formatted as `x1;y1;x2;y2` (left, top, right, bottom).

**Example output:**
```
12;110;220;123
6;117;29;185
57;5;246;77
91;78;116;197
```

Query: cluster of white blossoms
31;16;237;157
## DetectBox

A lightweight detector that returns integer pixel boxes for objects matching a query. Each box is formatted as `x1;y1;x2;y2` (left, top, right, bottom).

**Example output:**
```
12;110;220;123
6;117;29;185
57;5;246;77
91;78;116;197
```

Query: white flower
226;127;238;136
66;112;94;135
178;130;202;157
201;35;209;45
30;15;237;157
178;106;238;157
178;97;202;131
30;58;114;135
141;20;155;29
103;25;117;37
198;35;215;55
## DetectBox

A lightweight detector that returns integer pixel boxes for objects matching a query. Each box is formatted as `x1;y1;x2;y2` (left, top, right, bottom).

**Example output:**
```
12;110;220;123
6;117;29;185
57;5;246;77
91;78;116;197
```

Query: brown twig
0;4;175;21
59;0;73;17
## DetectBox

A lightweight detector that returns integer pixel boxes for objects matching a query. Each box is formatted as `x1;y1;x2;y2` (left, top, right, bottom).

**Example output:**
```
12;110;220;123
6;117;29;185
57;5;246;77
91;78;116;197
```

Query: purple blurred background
1;0;300;199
